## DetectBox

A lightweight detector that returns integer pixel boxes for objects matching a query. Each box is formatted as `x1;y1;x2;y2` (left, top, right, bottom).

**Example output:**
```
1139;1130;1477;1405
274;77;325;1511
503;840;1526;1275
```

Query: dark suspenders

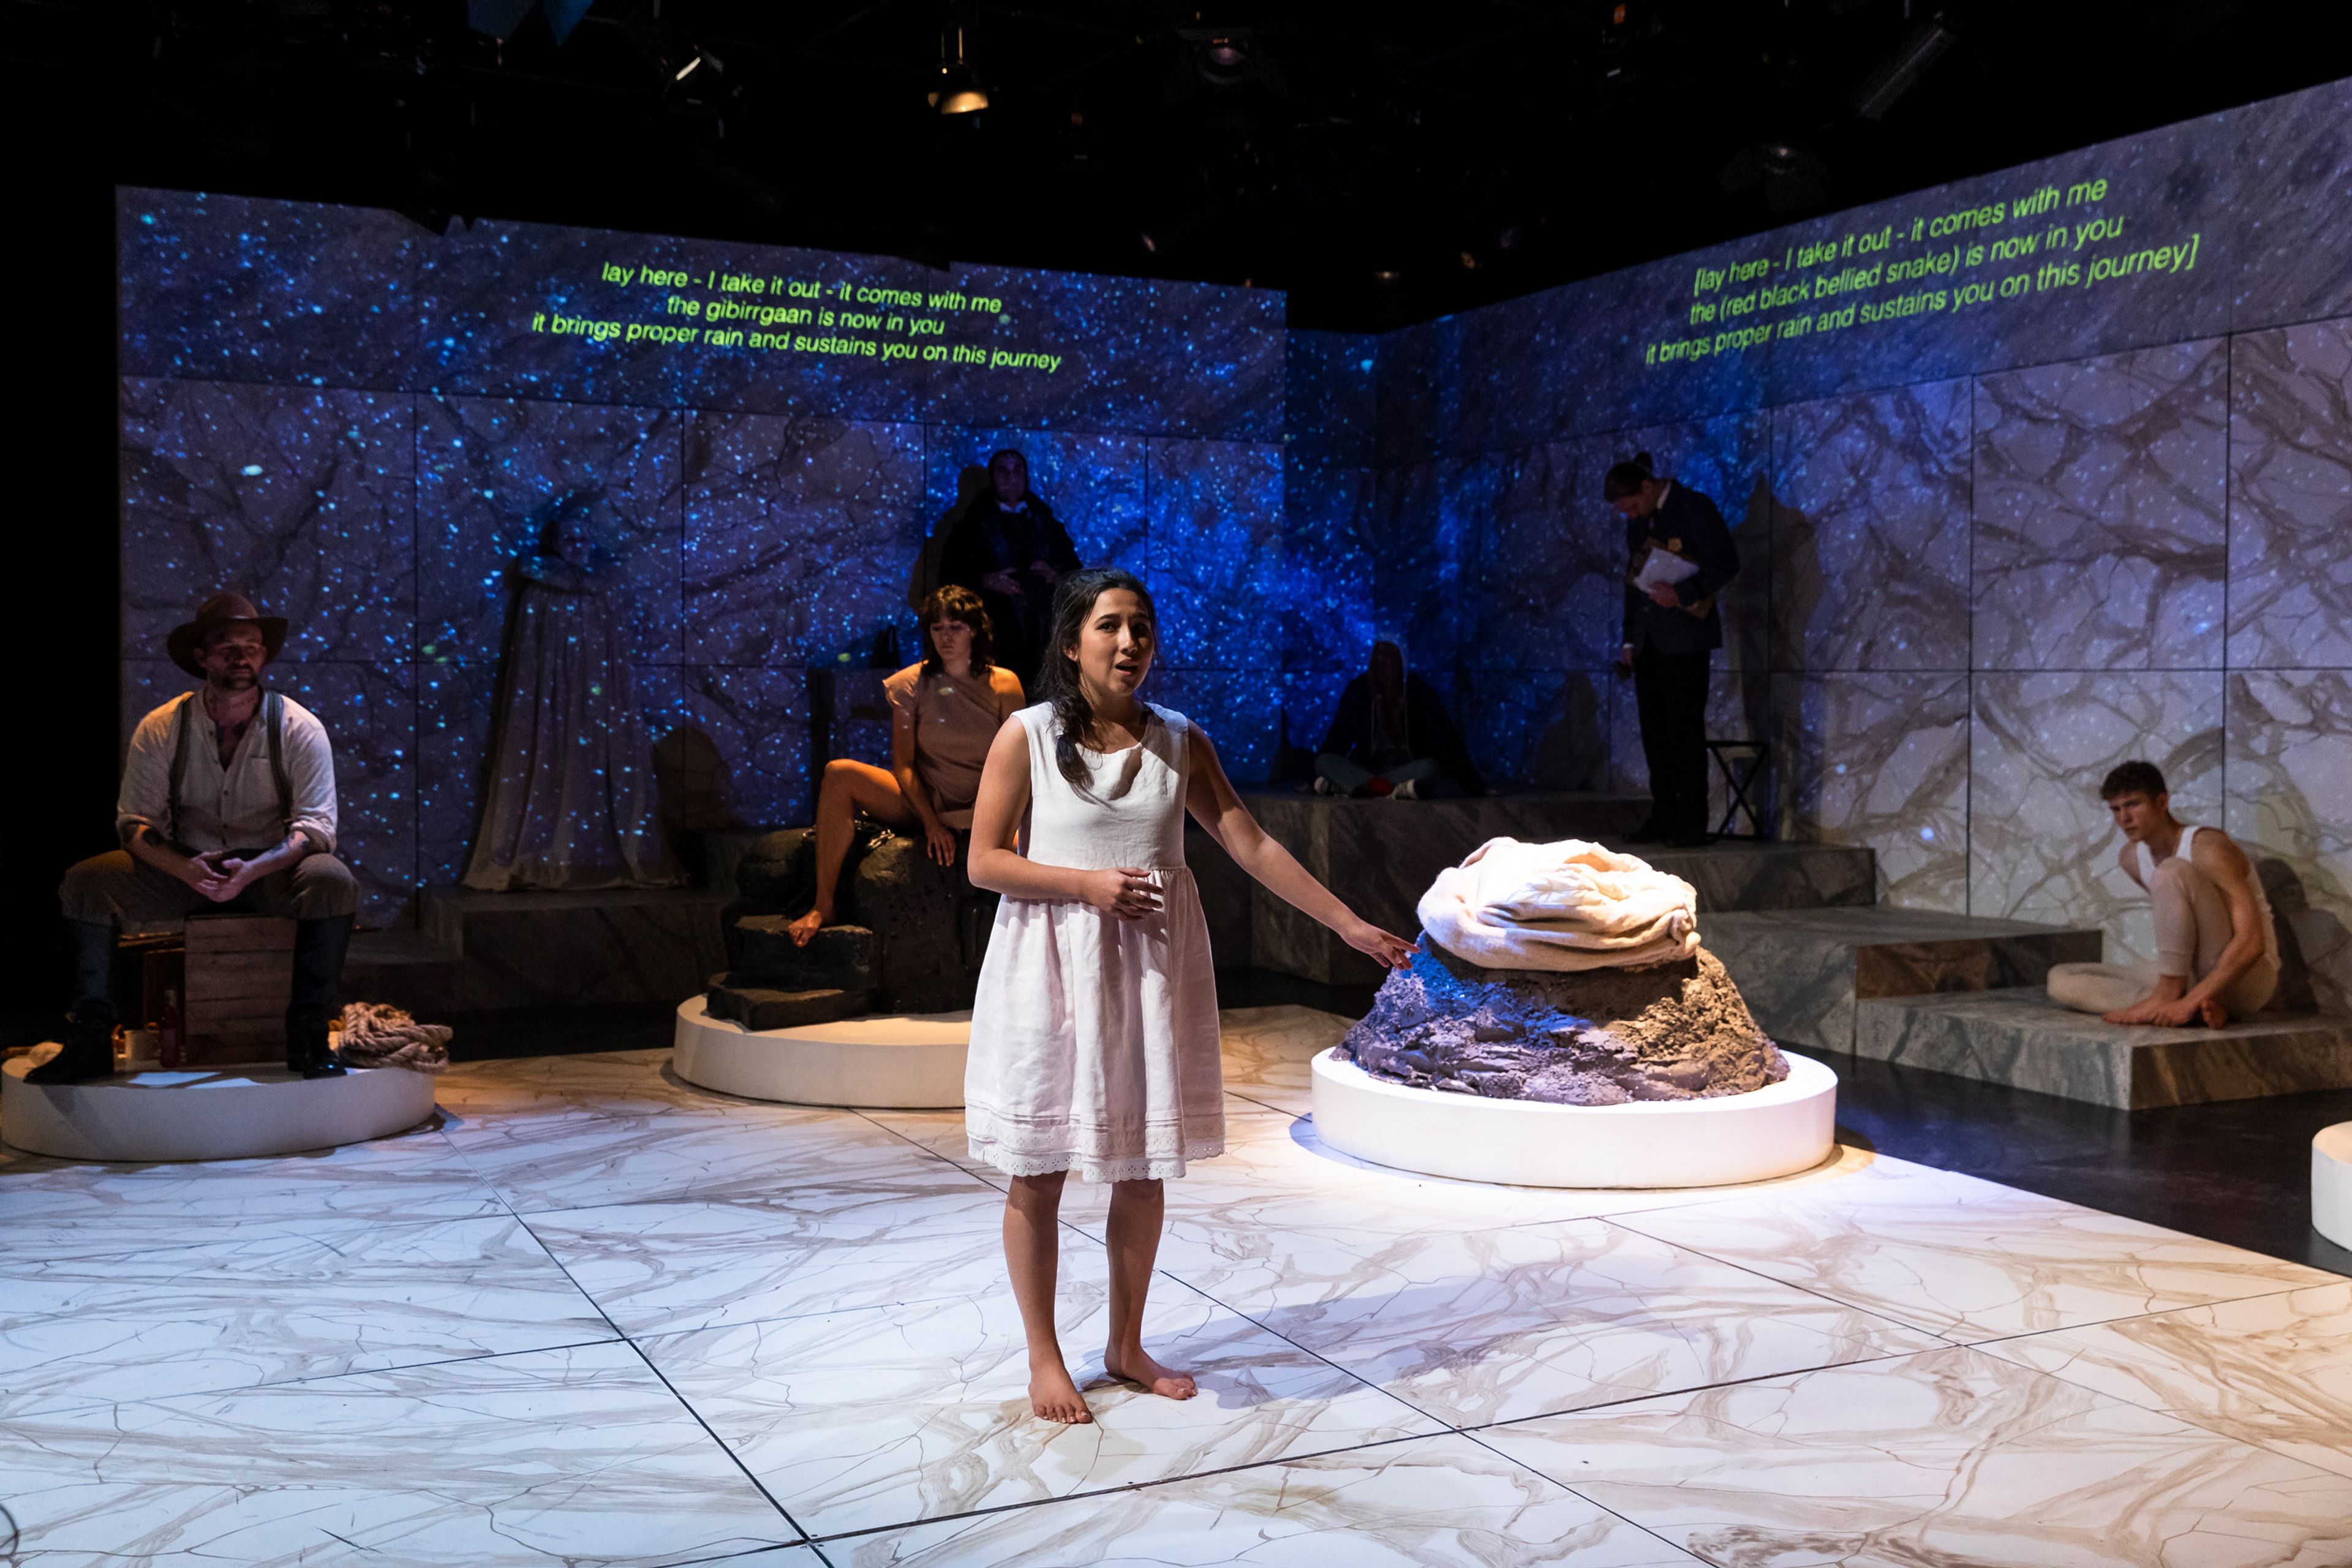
166;690;291;844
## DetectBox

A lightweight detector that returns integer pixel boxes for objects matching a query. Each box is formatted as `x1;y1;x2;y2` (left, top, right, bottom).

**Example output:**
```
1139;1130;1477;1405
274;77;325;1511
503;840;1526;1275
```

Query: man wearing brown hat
29;593;358;1082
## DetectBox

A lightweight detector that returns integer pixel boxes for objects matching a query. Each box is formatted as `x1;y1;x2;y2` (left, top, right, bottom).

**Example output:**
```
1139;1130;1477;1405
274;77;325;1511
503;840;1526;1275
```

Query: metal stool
1705;739;1771;840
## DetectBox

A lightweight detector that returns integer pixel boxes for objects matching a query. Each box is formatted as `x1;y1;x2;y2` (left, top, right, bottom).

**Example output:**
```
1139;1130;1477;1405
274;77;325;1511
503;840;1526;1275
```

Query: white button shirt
116;689;341;856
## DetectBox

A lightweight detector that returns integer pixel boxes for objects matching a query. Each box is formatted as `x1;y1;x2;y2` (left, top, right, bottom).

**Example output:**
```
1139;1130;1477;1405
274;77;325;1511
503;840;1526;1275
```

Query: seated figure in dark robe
937;448;1081;692
1314;641;1487;799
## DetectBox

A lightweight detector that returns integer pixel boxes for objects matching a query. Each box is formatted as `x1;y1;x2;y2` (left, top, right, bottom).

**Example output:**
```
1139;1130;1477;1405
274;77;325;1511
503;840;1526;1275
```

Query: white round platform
1311;1047;1839;1188
2314;1123;2352;1251
2;1052;439;1163
673;997;970;1108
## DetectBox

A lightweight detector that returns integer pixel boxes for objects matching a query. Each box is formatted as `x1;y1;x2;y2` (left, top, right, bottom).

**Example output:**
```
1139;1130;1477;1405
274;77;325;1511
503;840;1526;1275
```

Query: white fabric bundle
1415;836;1700;971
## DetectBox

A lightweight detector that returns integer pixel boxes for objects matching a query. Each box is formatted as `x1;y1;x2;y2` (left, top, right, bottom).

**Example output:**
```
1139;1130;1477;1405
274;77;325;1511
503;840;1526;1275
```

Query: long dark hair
918;584;995;675
1038;566;1157;786
1602;450;1656;500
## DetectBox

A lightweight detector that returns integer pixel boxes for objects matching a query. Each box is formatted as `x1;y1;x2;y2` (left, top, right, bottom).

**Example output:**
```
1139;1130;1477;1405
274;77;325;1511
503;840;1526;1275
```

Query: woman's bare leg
786;760;910;944
1103;1178;1195;1399
1005;1171;1090;1423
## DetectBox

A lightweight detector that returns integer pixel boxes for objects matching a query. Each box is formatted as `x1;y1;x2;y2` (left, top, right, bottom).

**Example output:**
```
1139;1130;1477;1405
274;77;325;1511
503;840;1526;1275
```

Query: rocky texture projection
1340;837;1787;1105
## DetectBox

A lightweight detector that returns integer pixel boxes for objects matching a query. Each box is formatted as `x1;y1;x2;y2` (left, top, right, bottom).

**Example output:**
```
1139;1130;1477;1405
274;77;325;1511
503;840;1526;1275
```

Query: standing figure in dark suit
938;449;1082;692
1608;453;1739;848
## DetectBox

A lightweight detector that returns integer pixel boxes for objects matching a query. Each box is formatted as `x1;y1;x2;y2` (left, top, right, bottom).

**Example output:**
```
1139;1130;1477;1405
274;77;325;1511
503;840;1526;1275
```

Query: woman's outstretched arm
965;719;1164;919
1183;725;1417;968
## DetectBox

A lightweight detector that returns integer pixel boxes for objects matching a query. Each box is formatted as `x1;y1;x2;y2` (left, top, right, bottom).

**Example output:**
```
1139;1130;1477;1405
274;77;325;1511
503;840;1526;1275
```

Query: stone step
342;929;461;1018
1852;987;2352;1109
704;980;869;1032
1642;842;1877;915
416;886;731;1012
1707;907;2102;1050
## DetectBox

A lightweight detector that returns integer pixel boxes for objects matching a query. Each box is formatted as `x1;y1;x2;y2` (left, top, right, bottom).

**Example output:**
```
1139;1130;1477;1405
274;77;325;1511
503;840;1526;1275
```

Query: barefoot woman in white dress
965;567;1418;1423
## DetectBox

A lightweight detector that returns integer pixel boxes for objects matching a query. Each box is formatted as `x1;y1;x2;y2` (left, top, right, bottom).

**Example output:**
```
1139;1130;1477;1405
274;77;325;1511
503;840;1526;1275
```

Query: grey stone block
733;920;878;995
1853;987;2352;1109
1707;907;2103;1050
705;979;867;1031
1643;842;1877;914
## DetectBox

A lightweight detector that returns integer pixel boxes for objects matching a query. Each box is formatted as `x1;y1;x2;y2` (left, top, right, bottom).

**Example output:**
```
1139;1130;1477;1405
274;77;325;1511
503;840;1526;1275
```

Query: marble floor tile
0;1340;799;1566
1480;1345;2352;1568
858;1106;1003;1178
1218;1003;1355;1114
829;1433;1700;1566
1152;1215;1941;1428
641;1256;1444;1539
1057;1109;1889;1242
433;1048;758;1123
1978;1280;2352;1480
0;1123;505;1235
524;1182;1014;1337
442;1100;956;1215
0;1213;613;1419
1614;1159;2337;1341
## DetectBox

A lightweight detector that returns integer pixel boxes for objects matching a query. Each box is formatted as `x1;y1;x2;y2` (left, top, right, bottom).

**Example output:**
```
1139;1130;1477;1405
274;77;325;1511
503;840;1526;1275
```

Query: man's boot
285;913;353;1079
25;920;121;1084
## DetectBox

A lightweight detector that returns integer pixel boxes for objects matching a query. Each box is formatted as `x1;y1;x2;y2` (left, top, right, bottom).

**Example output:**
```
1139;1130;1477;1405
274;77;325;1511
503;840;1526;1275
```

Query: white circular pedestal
2314;1123;2352;1251
673;997;970;1108
1311;1047;1838;1188
2;1053;439;1163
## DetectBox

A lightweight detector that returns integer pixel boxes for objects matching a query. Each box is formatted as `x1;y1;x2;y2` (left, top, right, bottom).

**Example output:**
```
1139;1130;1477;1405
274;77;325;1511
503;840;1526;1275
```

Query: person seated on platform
786;585;1026;945
938;448;1081;692
1312;640;1486;799
31;593;358;1083
2046;760;2280;1028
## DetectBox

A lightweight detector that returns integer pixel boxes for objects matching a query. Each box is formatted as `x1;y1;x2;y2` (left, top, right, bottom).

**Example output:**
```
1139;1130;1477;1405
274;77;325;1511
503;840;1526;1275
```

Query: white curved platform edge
1311;1047;1838;1189
2;1052;439;1163
2315;1123;2352;1251
673;996;970;1109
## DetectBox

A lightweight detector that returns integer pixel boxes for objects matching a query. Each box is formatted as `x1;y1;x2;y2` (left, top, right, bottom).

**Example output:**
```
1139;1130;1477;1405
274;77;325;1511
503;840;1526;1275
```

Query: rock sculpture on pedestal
1340;837;1787;1106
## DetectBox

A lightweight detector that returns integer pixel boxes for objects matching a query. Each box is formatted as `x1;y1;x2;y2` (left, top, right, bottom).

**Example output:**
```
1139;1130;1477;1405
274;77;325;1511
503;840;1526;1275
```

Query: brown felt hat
167;592;287;677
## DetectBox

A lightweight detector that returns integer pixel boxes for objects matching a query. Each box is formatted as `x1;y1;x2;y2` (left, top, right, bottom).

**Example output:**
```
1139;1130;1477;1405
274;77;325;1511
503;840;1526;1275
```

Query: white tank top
2138;825;2281;970
1015;701;1193;873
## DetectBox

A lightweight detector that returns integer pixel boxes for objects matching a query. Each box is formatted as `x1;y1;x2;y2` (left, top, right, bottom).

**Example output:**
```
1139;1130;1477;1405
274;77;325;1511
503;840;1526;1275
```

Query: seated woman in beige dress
787;586;1025;944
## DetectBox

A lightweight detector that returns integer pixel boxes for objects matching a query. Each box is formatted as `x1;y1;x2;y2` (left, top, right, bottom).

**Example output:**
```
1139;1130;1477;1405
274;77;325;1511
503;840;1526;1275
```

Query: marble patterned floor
5;1005;2351;1566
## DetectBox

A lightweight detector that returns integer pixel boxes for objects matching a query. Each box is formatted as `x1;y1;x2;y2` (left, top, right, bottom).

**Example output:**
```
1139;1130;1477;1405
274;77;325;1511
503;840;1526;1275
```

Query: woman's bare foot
1103;1346;1196;1400
1029;1357;1092;1423
2198;995;2231;1029
783;907;827;947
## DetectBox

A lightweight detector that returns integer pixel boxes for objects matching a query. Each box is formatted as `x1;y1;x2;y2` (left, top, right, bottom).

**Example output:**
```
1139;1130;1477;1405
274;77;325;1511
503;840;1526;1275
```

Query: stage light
1852;18;1953;120
466;0;591;45
1372;268;1402;284
1166;27;1280;100
1199;36;1251;87
930;28;989;115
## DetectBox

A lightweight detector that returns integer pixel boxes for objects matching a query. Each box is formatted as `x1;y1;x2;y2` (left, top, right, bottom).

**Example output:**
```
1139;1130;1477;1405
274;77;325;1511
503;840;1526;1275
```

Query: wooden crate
183;914;295;1066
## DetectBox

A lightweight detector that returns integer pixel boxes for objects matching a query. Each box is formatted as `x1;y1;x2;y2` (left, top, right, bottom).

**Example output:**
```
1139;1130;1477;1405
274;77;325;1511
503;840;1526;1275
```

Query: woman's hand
925;821;957;866
1343;919;1419;969
1079;866;1163;920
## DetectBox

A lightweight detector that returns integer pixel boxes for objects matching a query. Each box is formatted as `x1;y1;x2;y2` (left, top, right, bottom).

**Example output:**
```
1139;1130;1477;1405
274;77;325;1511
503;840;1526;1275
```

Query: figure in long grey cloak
462;491;682;891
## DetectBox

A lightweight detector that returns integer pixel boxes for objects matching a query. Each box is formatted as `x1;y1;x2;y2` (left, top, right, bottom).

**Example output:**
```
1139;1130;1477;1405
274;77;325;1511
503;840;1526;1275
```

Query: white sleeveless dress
964;703;1226;1182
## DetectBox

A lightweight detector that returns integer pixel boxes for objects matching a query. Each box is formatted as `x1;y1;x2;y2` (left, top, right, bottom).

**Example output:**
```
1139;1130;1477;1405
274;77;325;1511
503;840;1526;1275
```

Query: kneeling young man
2046;760;2279;1028
29;593;358;1082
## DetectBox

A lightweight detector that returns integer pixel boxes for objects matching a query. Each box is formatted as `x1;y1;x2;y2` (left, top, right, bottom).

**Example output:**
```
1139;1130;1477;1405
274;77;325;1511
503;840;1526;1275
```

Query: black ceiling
15;0;2352;330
